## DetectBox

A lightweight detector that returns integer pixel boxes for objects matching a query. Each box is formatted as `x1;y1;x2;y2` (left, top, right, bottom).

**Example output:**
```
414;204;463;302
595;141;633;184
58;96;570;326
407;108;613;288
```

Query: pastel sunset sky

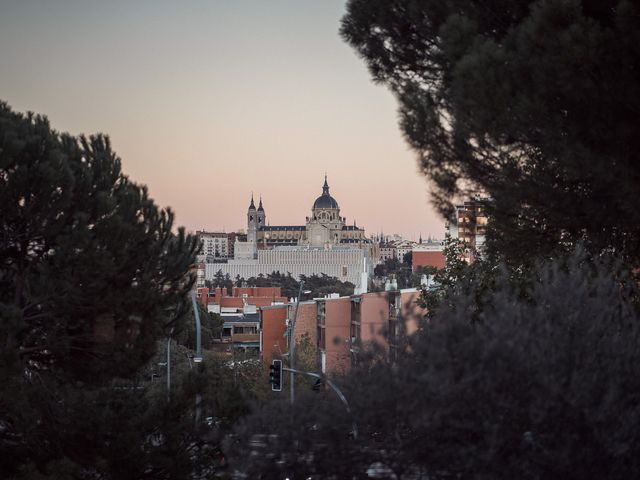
0;0;443;240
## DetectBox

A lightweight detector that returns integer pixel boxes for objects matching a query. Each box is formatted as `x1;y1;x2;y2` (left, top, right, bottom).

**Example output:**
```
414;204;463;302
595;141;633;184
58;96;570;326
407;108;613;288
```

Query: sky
0;0;443;240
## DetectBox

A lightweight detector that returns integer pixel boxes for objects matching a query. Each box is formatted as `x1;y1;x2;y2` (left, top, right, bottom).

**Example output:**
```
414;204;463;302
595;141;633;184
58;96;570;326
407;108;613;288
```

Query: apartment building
271;289;426;376
195;286;287;354
196;231;229;261
446;197;489;262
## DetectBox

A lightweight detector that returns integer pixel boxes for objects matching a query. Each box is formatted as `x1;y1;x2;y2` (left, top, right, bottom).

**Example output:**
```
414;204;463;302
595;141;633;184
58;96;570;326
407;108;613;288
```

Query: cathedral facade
208;176;373;289
245;176;366;250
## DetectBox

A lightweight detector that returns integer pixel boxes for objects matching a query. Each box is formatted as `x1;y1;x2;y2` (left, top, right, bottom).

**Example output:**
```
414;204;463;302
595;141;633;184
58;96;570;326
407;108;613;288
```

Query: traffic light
312;377;324;392
269;359;282;392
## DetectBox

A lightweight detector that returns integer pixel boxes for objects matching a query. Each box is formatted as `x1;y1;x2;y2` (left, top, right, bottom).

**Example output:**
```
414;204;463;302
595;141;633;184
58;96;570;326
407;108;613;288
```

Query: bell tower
247;193;257;243
257;195;266;229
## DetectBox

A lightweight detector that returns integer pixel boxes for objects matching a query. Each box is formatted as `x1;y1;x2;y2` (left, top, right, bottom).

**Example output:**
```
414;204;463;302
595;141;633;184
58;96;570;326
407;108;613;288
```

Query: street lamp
289;283;312;405
166;293;204;397
190;289;204;427
164;291;204;430
190;290;203;363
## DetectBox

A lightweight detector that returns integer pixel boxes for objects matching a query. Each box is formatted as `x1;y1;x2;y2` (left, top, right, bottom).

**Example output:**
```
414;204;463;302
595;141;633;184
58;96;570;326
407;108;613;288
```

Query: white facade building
203;176;373;291
412;241;444;252
395;240;416;261
205;245;372;288
196;231;229;261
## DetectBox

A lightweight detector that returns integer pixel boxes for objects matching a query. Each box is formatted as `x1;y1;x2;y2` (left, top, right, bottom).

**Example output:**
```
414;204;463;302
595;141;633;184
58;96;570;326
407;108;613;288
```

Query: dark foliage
175;302;224;348
0;101;198;382
223;270;355;299
374;255;427;289
341;0;640;266
207;270;234;293
299;273;355;298
230;250;640;479
0;102;201;478
419;235;500;319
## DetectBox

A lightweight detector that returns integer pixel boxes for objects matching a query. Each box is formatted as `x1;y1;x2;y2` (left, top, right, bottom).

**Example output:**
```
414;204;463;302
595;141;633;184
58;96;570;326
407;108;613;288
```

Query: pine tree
0;101;200;478
341;0;640;266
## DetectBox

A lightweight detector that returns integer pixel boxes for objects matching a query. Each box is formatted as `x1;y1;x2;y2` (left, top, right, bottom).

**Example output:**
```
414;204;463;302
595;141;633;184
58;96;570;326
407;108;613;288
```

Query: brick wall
293;302;317;346
259;305;288;361
360;292;390;349
324;298;351;375
412;250;446;272
400;290;426;335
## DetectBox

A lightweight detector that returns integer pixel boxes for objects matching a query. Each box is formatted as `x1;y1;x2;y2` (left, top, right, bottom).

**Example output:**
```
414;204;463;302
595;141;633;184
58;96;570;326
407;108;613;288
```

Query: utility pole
289;281;304;405
166;337;171;402
191;290;203;363
162;328;175;403
190;290;204;428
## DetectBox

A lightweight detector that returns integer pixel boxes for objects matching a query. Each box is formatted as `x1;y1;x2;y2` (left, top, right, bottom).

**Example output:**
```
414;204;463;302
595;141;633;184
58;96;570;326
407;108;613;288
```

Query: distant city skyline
201;179;443;242
0;0;444;239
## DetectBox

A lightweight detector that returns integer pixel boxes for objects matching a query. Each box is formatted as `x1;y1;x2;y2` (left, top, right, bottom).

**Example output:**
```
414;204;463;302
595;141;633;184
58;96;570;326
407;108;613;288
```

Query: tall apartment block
446;197;489;262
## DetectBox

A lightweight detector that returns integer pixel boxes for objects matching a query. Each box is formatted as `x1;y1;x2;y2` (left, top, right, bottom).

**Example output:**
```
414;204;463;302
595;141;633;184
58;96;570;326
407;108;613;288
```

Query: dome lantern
312;175;339;210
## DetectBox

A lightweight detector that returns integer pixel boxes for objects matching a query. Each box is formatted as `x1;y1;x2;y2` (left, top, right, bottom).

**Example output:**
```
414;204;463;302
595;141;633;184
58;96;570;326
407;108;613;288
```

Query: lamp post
190;290;203;363
159;290;202;404
166;336;171;402
190;290;204;427
161;328;175;403
163;292;204;425
289;282;311;405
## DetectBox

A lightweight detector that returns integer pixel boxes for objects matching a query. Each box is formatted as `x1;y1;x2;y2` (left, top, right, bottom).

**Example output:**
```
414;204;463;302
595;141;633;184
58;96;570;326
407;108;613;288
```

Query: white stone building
196;231;229;261
394;240;416;262
244;176;367;249
205;245;372;288
203;176;374;290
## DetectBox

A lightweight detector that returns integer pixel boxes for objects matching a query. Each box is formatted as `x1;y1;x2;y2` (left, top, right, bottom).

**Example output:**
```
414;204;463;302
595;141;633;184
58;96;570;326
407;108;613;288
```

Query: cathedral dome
312;176;339;210
313;194;339;209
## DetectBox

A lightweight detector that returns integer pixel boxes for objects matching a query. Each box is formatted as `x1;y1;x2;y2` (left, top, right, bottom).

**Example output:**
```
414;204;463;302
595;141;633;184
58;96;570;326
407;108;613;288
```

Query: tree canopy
0;101;198;383
0;101;200;478
209;270;355;299
231;249;640;479
341;0;640;266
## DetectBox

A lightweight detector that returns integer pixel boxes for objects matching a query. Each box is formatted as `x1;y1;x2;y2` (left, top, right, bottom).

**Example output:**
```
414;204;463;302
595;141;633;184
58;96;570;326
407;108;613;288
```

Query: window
241;326;257;334
318;327;326;350
350;301;361;344
317;302;325;326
